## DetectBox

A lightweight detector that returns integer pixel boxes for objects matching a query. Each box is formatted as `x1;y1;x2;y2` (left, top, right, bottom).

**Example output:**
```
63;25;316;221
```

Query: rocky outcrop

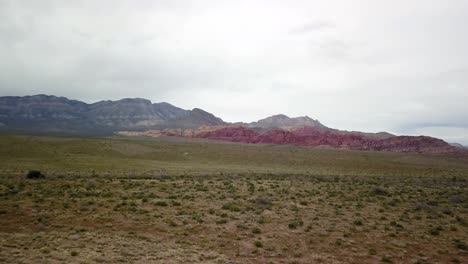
194;126;259;142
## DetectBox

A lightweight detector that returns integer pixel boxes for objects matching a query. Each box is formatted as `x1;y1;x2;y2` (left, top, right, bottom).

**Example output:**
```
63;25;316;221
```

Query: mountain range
1;95;467;156
0;95;223;133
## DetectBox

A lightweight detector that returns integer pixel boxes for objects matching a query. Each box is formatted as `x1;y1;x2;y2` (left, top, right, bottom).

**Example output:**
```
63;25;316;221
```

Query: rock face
0;95;225;133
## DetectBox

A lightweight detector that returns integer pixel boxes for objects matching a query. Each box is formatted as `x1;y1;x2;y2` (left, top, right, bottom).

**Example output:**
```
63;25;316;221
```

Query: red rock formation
118;125;468;156
194;126;259;143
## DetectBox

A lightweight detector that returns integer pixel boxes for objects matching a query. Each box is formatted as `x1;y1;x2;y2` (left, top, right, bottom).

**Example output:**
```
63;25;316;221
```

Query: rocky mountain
2;94;466;156
0;95;225;133
246;114;326;129
241;114;393;140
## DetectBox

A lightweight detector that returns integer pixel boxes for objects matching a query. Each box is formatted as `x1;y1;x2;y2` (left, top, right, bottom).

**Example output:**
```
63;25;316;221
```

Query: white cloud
0;0;467;143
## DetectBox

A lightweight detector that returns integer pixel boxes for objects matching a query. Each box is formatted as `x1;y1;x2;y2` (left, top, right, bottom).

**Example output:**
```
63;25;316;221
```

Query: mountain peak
248;114;326;129
269;114;290;119
117;98;152;104
192;107;208;113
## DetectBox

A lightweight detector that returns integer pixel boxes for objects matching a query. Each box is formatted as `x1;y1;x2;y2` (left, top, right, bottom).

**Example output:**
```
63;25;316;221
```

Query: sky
1;0;468;144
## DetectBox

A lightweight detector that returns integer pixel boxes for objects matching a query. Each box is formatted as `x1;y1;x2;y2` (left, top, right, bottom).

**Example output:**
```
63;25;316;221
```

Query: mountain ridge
1;95;466;156
0;94;224;132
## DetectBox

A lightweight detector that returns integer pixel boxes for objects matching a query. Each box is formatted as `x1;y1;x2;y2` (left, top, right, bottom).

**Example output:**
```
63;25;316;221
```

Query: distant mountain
242;114;393;140
0;95;225;133
2;94;466;156
246;114;326;129
450;143;468;149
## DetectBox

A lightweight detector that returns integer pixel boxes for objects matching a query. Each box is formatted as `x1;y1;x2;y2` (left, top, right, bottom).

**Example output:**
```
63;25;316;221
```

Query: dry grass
0;134;467;263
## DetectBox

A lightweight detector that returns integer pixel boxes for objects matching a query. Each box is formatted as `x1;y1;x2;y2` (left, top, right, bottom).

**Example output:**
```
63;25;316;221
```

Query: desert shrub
167;219;178;227
413;203;433;212
441;208;452;215
26;170;44;179
389;221;404;229
254;241;263;248
453;239;466;250
387;199;400;206
429;226;443;236
216;219;227;225
288;220;303;229
191;213;204;223
335;239;343;246
371;187;389;196
381;255;393;263
255;198;272;210
236;223;248;230
258;216;265;224
154;201;168;207
222;202;240;212
252;227;261;234
449;194;466;204
353;219;363;226
415;258;431;264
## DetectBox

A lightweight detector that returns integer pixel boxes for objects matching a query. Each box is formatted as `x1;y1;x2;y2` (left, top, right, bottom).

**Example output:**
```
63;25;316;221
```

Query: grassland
0;134;467;263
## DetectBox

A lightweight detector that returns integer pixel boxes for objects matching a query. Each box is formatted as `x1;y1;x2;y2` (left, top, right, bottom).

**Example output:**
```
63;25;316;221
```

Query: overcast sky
1;0;467;144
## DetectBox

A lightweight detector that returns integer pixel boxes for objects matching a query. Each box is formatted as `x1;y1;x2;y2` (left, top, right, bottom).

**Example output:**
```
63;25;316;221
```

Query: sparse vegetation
0;134;467;263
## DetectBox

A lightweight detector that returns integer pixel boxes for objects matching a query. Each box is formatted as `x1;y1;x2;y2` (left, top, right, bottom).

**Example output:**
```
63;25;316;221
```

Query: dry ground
0;135;467;263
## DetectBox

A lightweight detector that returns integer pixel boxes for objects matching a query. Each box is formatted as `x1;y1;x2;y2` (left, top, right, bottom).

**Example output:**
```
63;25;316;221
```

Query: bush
288;220;303;229
453;239;466;250
252;227;261;234
429;226;443;236
255;198;272;210
353;219;363;226
26;170;45;179
222;203;240;212
371;187;389;196
154;201;168;207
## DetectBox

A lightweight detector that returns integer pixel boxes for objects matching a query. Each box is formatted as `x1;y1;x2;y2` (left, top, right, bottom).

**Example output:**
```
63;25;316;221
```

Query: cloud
288;21;335;35
0;0;467;144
